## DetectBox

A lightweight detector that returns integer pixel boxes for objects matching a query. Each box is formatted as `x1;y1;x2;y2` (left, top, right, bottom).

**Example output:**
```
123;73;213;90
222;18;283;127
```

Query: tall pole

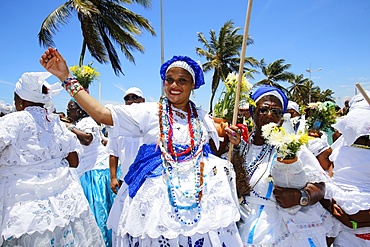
306;63;322;103
98;80;101;103
308;63;312;103
227;0;253;161
160;0;165;96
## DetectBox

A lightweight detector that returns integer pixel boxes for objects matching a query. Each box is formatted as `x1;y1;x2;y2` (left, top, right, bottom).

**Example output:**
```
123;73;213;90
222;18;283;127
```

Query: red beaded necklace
167;102;195;157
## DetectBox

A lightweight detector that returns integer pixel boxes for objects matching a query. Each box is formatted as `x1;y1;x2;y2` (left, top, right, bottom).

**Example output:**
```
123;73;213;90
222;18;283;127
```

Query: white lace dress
0;106;104;246
238;141;333;247
73;116;115;247
324;136;370;246
106;102;243;247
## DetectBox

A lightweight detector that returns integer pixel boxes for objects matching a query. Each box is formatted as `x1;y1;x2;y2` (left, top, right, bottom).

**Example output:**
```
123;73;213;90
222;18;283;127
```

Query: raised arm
40;48;113;125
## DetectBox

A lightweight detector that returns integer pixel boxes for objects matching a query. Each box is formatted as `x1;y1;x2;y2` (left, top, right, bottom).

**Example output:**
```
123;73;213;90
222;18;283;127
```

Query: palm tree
308;85;321;104
196;20;259;113
254;58;295;93
319;88;336;102
38;0;156;77
286;74;310;106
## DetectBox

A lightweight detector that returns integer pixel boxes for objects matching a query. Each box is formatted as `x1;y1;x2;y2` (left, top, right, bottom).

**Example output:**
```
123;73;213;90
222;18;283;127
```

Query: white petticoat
108;154;242;245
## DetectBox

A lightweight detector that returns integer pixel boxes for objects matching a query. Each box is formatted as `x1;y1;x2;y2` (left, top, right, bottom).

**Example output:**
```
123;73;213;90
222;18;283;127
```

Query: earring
20;103;23;109
192;90;196;98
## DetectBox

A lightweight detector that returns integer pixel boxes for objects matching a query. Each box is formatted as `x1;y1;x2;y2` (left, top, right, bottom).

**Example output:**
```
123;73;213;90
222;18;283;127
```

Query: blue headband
249;85;288;114
160;55;205;90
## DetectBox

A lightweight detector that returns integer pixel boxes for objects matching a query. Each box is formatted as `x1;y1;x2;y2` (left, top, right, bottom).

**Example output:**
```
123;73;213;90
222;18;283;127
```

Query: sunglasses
257;107;282;116
165;77;191;87
124;95;141;101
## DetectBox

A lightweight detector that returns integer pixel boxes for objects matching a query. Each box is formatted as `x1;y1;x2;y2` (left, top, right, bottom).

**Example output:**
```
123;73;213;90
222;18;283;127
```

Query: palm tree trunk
79;39;87;67
209;71;221;114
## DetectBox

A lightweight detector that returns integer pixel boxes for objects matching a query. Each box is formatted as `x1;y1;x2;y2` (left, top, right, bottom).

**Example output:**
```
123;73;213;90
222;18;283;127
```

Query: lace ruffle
115;155;240;239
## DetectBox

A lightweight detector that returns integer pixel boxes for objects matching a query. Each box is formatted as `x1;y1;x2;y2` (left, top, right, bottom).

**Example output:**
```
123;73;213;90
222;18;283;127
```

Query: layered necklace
241;132;275;203
158;96;206;225
242;132;273;178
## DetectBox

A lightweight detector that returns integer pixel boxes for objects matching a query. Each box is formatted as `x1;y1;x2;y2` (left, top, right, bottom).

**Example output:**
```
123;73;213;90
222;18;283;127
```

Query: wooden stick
355;83;370;105
228;0;253;161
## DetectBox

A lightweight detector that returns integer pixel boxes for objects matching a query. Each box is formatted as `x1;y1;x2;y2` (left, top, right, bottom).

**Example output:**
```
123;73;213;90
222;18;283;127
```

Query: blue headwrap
160;55;205;90
249;85;288;114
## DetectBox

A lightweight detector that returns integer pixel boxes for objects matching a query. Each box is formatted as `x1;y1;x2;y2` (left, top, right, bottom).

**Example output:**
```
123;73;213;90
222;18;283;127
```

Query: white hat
287;101;300;113
14;72;62;104
0;100;14;115
333;91;370;145
123;87;143;99
308;131;330;157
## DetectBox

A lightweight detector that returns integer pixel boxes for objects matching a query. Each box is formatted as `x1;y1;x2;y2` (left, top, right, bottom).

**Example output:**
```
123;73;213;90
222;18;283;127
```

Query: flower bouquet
305;101;337;131
262;122;309;200
70;62;100;89
213;72;254;123
262;122;309;161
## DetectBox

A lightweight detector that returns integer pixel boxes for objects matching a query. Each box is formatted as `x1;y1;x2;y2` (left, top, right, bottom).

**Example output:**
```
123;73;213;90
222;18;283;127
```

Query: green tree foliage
38;0;156;76
196;20;258;113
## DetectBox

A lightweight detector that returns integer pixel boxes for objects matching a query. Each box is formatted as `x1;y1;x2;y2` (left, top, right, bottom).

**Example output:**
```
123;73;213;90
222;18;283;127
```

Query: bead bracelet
63;77;84;97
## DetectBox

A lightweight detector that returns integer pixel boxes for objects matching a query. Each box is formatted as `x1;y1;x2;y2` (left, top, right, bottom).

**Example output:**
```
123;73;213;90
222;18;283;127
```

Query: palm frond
38;3;72;47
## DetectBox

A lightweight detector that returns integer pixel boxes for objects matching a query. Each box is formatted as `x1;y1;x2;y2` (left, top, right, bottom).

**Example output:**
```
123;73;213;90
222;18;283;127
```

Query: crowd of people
0;47;369;247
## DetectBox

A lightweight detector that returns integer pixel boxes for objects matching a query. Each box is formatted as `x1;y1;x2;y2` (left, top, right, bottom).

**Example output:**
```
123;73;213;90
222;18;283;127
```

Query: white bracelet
67;124;76;131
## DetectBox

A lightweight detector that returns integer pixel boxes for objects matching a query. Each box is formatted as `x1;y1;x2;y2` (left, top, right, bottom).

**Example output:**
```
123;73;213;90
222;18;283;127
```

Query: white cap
123;87;143;99
287;101;299;113
308;132;330;157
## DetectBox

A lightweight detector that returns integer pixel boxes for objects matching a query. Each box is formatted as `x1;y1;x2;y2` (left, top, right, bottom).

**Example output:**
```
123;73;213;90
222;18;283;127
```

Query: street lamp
306;64;322;103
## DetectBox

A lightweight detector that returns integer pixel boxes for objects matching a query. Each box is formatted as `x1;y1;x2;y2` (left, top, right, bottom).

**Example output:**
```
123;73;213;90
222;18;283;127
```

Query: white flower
261;122;308;159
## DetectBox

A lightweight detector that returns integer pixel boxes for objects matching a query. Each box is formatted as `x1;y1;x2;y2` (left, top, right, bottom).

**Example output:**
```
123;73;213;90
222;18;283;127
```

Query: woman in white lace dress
0;72;104;246
40;48;243;247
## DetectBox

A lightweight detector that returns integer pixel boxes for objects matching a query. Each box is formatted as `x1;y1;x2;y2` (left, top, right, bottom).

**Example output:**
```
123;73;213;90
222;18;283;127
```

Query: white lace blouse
0;107;90;240
105;102;241;239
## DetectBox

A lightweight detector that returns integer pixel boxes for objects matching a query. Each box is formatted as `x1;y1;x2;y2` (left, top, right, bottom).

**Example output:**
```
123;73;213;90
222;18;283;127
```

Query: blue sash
124;143;212;198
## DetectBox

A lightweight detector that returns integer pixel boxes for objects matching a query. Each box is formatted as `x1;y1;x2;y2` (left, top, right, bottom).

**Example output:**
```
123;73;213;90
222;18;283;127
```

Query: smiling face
164;67;195;111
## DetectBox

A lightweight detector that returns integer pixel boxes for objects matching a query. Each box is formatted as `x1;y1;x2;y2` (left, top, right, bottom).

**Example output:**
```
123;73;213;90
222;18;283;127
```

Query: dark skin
286;108;300;118
226;95;325;208
14;92;79;168
320;135;370;231
66;100;93;146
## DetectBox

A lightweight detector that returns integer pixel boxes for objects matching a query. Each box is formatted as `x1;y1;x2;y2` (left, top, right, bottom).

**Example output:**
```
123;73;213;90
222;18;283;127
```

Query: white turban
0;100;14;115
308;131;330;157
287;101;299;113
15;72;62;104
333;91;370;145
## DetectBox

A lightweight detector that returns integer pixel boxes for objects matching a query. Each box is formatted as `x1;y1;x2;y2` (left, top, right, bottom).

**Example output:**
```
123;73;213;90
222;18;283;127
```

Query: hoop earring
192;90;196;98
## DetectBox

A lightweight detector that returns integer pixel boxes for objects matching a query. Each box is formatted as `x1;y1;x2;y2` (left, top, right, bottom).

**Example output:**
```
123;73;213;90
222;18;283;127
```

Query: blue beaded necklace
158;97;206;225
243;132;273;179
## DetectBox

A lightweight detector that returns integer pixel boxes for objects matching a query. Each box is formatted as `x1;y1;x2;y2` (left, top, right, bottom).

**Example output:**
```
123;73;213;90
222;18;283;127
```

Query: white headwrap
308;131;330;157
255;91;284;109
287;101;299;113
166;61;195;83
14;72;63;112
0;100;14;115
333;91;370;145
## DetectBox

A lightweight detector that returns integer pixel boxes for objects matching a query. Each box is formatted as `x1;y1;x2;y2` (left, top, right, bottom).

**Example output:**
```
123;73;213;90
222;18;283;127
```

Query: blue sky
1;0;370;113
